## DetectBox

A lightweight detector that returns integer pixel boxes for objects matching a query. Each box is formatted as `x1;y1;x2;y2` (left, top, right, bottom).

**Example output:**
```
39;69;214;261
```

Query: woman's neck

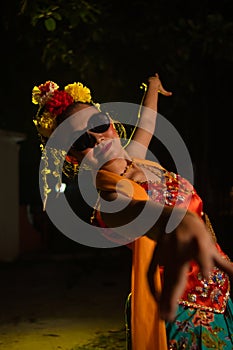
92;150;132;176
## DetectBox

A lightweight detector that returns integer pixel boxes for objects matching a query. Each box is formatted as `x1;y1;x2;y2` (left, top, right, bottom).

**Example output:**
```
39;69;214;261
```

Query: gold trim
178;290;230;314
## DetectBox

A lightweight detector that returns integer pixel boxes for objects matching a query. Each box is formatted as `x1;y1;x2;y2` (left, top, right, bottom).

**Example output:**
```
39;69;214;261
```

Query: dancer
32;74;233;349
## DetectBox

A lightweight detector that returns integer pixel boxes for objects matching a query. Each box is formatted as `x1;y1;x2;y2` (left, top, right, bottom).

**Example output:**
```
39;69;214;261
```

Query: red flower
39;81;58;95
45;90;74;116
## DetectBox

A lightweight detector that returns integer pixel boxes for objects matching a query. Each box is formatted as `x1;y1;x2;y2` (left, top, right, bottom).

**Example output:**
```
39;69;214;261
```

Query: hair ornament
32;81;92;139
39;144;67;210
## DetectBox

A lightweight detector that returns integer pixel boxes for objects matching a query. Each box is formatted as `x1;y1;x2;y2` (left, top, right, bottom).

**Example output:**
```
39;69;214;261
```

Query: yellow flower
64;82;92;103
32;86;41;105
33;111;56;138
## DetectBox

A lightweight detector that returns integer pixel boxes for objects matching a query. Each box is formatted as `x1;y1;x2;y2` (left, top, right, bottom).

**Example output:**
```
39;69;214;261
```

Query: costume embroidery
178;266;230;313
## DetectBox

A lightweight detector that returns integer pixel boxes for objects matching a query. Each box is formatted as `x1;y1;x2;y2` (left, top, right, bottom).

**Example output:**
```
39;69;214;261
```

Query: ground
0;246;132;350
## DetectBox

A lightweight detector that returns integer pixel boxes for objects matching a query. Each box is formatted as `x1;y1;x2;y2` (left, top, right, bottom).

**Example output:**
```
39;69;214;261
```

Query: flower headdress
32;81;93;139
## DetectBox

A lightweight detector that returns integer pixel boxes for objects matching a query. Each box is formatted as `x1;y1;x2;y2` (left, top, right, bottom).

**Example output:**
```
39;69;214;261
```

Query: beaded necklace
120;159;134;177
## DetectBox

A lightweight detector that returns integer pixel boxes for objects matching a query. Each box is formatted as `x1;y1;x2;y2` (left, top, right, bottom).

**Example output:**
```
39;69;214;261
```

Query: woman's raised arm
126;73;172;159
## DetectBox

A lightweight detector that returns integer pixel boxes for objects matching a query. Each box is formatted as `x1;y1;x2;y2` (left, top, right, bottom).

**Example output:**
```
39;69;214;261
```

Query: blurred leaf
44;17;56;31
53;12;62;21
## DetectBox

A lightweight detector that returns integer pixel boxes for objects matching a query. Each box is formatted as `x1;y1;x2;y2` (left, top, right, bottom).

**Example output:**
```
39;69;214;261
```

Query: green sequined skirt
166;298;233;349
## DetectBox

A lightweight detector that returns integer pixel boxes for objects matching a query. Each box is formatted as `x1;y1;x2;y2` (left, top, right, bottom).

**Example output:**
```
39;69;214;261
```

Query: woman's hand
147;211;233;321
148;73;172;96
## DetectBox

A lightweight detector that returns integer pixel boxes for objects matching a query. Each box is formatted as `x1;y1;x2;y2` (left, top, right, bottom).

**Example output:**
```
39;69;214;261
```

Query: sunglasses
72;112;111;151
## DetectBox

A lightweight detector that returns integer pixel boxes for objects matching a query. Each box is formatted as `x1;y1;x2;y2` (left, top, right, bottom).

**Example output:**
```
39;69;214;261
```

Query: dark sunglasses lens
73;133;95;151
89;113;110;133
71;113;110;152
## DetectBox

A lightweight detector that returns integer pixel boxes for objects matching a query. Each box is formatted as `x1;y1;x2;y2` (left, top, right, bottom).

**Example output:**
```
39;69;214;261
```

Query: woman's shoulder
132;157;166;171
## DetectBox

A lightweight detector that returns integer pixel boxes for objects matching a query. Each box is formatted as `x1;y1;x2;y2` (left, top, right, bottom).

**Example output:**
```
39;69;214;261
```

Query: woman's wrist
147;81;160;92
145;206;195;242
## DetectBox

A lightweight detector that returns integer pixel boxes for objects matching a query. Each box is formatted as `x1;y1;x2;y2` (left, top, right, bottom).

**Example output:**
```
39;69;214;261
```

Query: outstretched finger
147;244;162;301
158;82;172;96
195;246;215;280
159;261;190;321
159;89;173;96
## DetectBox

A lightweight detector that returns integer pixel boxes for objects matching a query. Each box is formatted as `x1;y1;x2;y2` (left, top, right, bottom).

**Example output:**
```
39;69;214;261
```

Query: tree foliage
17;1;233;100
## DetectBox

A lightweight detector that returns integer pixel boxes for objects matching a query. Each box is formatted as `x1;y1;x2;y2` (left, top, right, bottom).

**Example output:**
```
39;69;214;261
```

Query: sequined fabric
139;171;195;207
178;264;230;314
166;300;233;349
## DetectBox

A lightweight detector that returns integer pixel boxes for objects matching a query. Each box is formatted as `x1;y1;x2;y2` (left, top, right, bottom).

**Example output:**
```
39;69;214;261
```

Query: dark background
1;0;232;258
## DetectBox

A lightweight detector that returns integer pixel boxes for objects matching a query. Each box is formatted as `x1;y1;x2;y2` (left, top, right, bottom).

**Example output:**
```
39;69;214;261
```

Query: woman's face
67;104;124;169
